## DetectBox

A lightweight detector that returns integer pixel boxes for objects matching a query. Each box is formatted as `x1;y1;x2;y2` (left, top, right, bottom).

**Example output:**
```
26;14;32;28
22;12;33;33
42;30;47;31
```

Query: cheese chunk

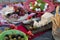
1;6;14;15
39;20;48;27
35;8;41;12
33;12;54;28
41;12;54;23
33;21;39;27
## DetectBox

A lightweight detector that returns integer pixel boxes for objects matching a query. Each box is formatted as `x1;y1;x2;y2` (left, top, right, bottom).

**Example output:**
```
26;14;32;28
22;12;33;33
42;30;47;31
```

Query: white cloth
14;3;24;8
0;5;14;15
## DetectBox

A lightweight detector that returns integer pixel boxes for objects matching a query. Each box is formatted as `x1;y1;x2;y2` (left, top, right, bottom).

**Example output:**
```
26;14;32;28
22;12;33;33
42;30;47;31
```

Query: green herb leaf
29;2;33;6
40;3;45;10
37;0;42;3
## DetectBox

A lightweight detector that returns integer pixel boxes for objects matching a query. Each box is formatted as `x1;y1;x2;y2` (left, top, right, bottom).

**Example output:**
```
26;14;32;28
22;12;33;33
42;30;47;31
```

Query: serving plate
0;30;28;40
24;0;55;13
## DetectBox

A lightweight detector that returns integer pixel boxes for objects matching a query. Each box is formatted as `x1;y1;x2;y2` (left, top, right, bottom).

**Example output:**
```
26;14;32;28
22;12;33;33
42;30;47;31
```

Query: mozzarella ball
30;7;33;9
35;8;41;12
35;1;37;5
38;3;41;6
46;3;48;6
43;9;46;11
43;3;48;11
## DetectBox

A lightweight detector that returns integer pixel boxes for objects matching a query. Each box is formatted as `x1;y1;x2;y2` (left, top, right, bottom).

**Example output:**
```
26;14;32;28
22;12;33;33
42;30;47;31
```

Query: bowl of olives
0;30;28;40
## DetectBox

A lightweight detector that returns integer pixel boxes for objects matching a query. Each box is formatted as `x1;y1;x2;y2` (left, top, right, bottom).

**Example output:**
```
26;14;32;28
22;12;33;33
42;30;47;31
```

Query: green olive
13;38;16;40
0;30;2;33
